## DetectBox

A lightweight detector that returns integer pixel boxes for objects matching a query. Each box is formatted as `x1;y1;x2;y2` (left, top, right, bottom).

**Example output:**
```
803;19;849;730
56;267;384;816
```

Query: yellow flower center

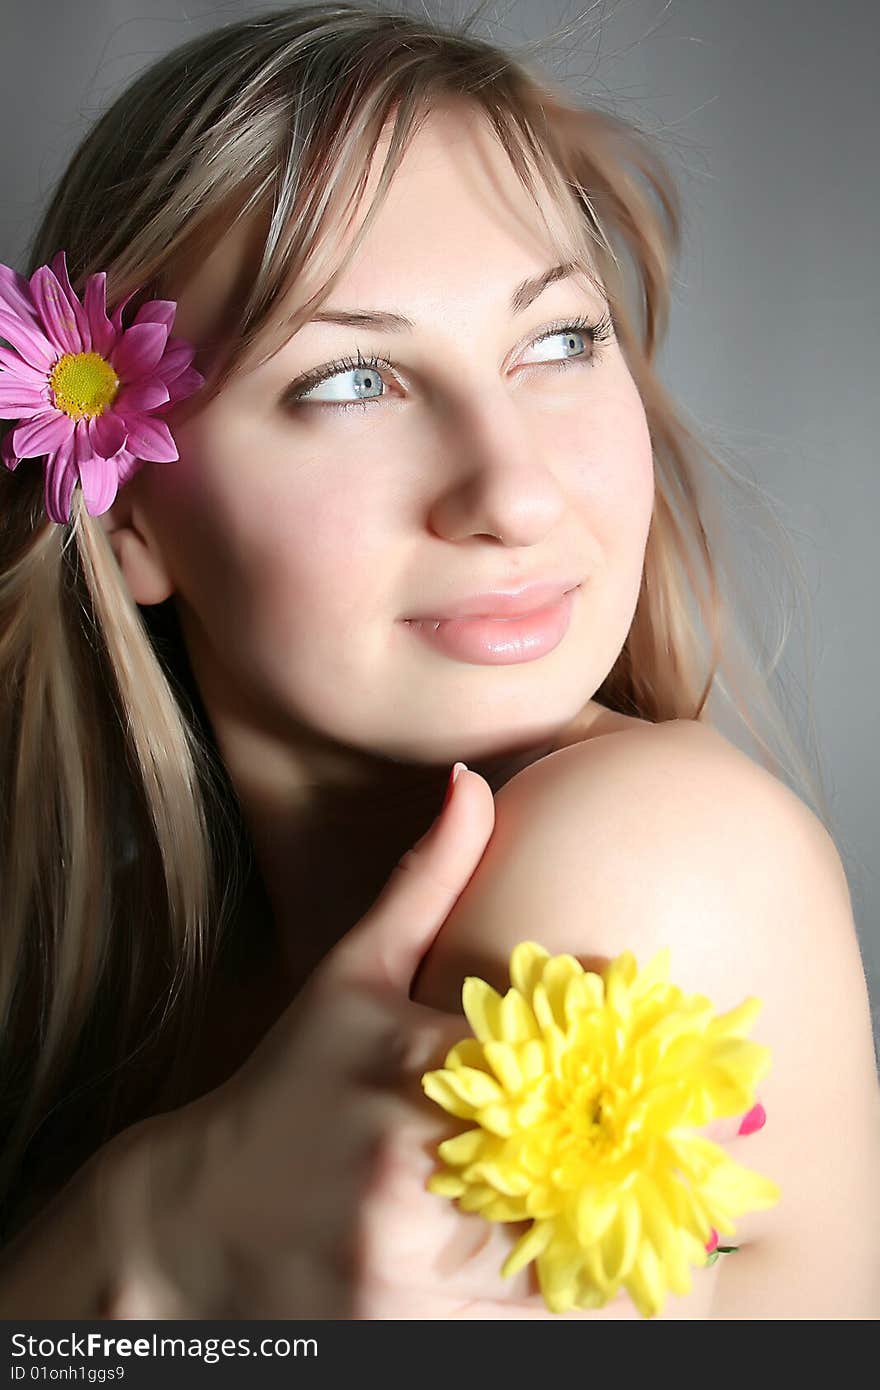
557;1075;623;1153
48;351;119;421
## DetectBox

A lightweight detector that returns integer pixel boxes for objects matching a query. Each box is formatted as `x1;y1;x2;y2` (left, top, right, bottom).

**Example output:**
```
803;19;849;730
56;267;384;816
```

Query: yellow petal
501;1220;554;1279
436;1127;488;1166
482;1040;523;1094
478;1103;515;1137
462;1158;532;1196
444;1064;504;1108
707;995;763;1040
499;986;541;1042
542;954;586;1028
563;974;596;1030
462;977;504;1042
457;1182;498;1212
701;1156;782;1214
574;1187;618;1245
599;1189;641;1284
574;1279;613;1311
421;1072;477;1120
444;1037;488;1071
636;1176;694;1298
633;946;672;998
480;1194;529;1221
625;1237;667;1318
526;1183;561;1218
426;1171;466;1197
531;981;557;1033
513;1092;549;1127
519;1037;548;1083
536;1242;585;1314
508;941;551;1000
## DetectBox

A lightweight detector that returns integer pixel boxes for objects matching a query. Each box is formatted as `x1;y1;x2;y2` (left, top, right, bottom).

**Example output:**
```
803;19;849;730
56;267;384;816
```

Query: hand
97;763;538;1318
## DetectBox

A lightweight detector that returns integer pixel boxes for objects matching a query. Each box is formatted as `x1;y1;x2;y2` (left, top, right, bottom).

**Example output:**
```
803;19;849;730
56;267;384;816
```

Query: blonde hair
0;1;838;1238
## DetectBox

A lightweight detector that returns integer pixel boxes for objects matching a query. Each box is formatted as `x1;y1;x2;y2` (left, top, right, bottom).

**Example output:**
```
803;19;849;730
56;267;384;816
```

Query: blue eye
284;310;615;416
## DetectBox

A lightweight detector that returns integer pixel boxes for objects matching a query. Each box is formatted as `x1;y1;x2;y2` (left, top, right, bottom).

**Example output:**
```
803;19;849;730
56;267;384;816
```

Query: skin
99;101;655;1013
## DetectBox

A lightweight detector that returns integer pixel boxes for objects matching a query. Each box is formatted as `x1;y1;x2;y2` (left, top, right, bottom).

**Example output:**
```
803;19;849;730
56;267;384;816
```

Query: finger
701;1098;767;1146
326;765;496;996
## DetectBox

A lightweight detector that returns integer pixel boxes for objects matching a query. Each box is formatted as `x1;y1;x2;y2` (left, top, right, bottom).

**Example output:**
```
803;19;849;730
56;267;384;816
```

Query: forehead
168;102;587;360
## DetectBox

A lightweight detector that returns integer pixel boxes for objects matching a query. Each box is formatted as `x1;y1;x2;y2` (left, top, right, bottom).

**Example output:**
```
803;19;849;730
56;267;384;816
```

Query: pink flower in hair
0;250;204;523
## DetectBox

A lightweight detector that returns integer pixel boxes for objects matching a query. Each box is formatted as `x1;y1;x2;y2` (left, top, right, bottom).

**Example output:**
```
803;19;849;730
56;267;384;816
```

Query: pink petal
0;343;50;385
0;262;40;324
79;449;120;517
113;378;170;414
43;430;78;524
738;1102;766;1136
157;339;196;382
110;322;169;382
119;412;178;463
0;308;57;372
83;272;116;358
88;409;127;459
114;449;144;487
13;409;74;458
30;265;84;355
132;299;176;332
2;426;21;470
0;382;50;418
110;288;139;336
50;251;92;352
157;363;205;410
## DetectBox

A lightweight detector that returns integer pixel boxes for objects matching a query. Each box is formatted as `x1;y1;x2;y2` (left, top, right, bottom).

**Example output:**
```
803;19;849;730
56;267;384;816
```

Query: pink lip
405;580;581;621
402;585;579;665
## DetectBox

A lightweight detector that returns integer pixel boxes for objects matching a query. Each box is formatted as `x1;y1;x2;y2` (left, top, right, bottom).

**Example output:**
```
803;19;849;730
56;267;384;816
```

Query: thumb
324;763;495;995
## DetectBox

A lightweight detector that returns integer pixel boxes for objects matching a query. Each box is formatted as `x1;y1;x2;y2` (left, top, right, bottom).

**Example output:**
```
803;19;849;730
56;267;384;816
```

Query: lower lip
402;586;579;665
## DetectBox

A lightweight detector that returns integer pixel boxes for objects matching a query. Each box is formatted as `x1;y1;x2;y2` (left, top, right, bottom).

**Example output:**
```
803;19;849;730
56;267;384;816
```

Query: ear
98;486;175;607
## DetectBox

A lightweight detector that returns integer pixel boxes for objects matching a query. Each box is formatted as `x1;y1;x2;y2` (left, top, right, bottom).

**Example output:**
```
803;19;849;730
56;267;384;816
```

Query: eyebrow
306;262;581;332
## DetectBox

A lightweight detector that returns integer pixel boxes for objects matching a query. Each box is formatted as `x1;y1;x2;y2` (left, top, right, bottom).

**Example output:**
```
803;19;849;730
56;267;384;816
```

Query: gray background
2;0;877;1058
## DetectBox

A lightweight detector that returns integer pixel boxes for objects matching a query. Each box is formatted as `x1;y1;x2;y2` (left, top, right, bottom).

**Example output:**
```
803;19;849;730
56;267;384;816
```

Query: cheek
561;371;654;547
146;409;383;633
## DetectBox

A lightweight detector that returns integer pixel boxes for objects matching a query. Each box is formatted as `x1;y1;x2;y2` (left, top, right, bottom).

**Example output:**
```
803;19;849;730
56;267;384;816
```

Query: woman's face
104;103;654;778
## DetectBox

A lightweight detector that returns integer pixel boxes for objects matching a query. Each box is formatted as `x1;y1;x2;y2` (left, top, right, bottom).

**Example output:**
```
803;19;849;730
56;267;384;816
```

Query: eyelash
284;310;615;415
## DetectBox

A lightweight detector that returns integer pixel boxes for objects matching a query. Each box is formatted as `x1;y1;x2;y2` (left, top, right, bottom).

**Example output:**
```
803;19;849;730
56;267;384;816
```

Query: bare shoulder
415;715;880;1314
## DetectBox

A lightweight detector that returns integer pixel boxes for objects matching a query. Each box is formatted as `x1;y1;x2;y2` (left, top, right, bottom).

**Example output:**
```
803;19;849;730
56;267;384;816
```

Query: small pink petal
110;321;169;382
0;382;50;418
157;339;197;383
738;1102;766;1136
705;1227;719;1253
114;378;170;414
114;449;144;487
0;262;41;325
120;413;178;463
110;287;139;336
44;431;78;524
0;342;50;384
132;299;176;332
79;450;120;517
83;272;116;359
0;308;57;372
2;426;21;470
49;252;92;352
88;409;127;459
30;264;84;356
154;362;205;413
13;409;74;458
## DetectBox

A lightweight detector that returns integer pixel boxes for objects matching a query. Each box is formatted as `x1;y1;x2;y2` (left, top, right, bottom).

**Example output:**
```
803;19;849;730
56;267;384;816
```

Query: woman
0;4;876;1318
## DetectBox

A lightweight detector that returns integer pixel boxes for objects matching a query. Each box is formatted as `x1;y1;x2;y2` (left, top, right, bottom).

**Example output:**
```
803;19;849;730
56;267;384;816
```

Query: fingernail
441;761;467;814
738;1102;766;1136
705;1227;719;1253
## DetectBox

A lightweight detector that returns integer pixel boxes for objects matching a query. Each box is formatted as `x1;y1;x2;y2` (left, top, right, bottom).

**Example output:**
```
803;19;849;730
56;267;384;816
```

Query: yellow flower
420;943;781;1318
